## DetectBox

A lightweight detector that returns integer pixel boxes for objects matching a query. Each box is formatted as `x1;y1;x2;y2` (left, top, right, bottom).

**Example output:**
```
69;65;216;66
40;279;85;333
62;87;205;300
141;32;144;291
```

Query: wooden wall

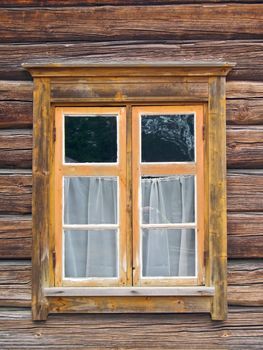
0;1;262;348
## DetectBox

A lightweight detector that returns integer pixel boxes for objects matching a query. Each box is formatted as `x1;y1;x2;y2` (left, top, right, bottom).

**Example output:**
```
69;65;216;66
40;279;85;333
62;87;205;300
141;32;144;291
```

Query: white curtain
64;177;118;278
64;175;195;278
141;175;195;277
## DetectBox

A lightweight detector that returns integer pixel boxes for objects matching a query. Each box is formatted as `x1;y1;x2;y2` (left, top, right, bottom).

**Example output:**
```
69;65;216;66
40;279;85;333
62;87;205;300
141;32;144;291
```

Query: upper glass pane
141;175;195;224
141;114;195;162
64;176;118;225
64;115;117;163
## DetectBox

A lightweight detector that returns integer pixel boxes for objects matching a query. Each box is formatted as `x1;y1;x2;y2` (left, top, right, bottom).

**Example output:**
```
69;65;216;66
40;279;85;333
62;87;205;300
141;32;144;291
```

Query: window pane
142;228;195;277
64;230;118;278
64;177;118;225
65;115;117;163
141;175;195;224
141;114;194;162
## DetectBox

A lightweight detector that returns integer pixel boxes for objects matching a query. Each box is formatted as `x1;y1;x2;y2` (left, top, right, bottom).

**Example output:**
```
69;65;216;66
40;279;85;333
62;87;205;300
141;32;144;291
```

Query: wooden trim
141;163;196;175
208;77;228;320
47;296;212;314
44;286;215;297
23;62;235;78
32;77;51;321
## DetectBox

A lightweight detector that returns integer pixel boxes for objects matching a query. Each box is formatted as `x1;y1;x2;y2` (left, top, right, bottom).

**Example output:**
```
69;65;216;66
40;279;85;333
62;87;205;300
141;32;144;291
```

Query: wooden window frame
24;62;234;321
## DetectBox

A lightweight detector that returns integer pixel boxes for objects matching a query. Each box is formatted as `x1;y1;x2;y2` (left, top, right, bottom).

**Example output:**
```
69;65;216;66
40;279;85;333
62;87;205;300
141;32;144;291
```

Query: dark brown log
0;41;262;80
0;102;33;129
0;262;31;307
227;99;263;125
0;170;32;214
0;81;32;101
228;213;263;258
0;215;31;259
226;81;263;99
0;5;261;44
0;307;262;350
0;0;261;6
227;126;263;168
0;130;32;168
227;170;263;212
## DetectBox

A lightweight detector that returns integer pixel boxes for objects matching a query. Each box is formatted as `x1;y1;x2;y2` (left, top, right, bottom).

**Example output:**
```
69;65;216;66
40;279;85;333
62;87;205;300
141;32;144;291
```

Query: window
25;62;234;321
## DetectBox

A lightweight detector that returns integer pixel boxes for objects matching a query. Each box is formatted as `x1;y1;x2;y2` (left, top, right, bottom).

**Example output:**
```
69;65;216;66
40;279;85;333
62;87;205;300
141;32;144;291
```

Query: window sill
44;286;215;297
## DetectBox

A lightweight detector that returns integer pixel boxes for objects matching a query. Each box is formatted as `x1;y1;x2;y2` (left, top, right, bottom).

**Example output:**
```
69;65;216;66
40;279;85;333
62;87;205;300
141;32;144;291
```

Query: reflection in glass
142;228;195;277
65;115;117;163
141;175;195;224
64;176;118;225
141;114;194;162
64;230;118;278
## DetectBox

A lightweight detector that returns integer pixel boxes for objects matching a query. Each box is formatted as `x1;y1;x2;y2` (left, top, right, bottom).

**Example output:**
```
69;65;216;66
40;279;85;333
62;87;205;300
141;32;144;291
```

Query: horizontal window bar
141;223;196;229
63;224;119;230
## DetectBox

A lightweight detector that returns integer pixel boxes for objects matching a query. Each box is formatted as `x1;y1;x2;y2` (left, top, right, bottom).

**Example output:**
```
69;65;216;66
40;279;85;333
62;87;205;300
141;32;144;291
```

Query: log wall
0;1;262;348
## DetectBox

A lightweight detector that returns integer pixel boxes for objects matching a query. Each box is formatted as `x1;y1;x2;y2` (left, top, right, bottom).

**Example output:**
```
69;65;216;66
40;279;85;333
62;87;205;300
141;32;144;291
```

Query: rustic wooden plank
0;261;31;307
227;126;263;168
0;0;261;6
226;81;263;99
227;170;263;212
208;76;228;320
0;102;33;129
0;307;262;349
228;260;263;306
0;130;32;168
0;170;32;214
227;98;263;125
0;5;261;44
0;41;262;80
0;215;31;259
228;213;263;258
44;286;215;297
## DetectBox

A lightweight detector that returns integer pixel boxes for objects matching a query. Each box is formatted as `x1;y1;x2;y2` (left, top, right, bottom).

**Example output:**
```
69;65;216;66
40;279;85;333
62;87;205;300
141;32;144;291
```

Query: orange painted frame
132;105;205;287
53;107;128;287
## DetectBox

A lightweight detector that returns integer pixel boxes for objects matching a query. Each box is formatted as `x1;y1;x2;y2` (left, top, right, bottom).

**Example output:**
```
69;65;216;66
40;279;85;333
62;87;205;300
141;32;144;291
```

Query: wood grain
0;41;262;80
0;262;31;307
227;170;263;212
228;212;263;258
0;308;261;349
0;5;262;44
227;126;263;168
0;215;31;259
0;170;32;214
0;130;32;168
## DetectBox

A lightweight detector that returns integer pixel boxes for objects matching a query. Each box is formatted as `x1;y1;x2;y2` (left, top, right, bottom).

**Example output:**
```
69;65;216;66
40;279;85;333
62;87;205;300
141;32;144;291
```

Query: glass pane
64;176;118;225
65;115;117;163
141;175;195;224
142;228;195;277
64;230;118;278
141;114;194;162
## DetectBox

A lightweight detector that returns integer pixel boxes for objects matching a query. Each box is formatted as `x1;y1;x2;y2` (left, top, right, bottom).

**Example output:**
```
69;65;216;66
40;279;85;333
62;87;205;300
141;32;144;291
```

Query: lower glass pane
64;230;118;278
142;228;195;277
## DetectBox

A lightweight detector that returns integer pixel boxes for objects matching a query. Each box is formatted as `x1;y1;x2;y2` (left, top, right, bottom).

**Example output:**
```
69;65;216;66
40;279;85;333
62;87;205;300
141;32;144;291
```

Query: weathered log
0;215;31;259
227;126;263;168
0;41;262;80
0;308;261;349
0;261;31;307
0;5;262;44
0;0;261;6
228;212;263;258
0;130;32;168
227;170;263;212
0;170;32;214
